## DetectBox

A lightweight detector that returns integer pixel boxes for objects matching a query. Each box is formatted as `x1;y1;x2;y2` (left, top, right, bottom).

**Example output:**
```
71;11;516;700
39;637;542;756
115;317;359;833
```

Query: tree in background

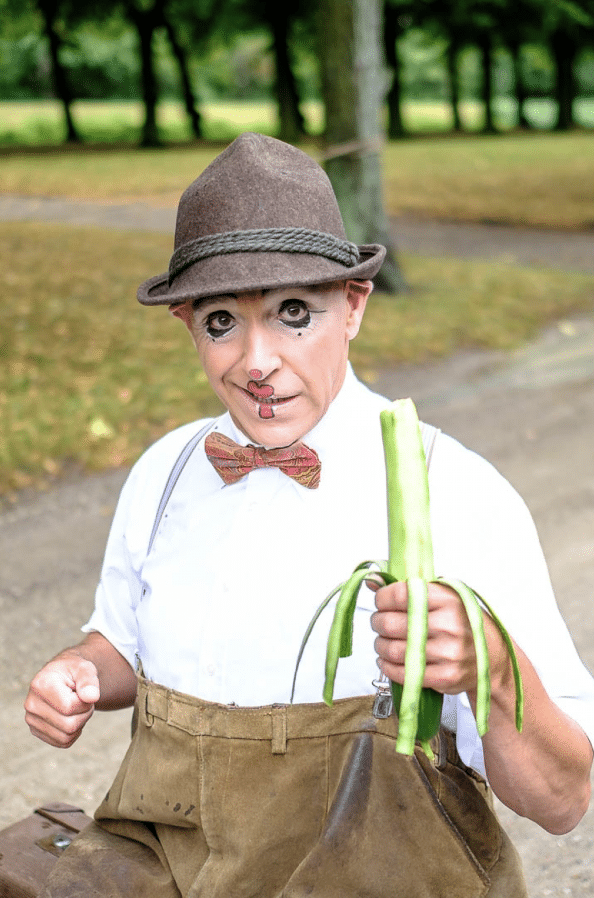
2;0;593;145
471;0;506;133
121;0;160;145
496;0;541;129
318;0;406;294
215;0;311;144
544;0;594;129
404;0;468;130
34;0;81;141
117;0;210;145
261;0;306;142
411;0;508;134
159;0;212;139
384;0;416;138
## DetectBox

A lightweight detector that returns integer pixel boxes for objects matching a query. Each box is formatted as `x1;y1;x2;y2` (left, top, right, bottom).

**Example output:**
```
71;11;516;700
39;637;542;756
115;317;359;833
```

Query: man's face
173;281;370;448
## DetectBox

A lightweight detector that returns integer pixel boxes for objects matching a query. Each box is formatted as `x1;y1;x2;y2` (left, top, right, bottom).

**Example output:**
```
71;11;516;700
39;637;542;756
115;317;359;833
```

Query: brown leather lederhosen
40;422;528;897
41;676;527;897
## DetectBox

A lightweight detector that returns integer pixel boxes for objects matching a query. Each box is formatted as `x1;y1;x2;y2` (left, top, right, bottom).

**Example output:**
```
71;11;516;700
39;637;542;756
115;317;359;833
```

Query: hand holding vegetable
293;398;523;758
371;578;516;702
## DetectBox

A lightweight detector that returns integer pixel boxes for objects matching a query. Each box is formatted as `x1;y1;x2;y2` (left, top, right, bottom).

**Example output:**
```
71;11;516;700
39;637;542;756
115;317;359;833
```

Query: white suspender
421;421;440;469
146;419;215;557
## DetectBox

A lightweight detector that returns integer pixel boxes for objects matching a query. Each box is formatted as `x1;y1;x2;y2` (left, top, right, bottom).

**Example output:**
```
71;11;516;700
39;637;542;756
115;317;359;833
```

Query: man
25;133;594;897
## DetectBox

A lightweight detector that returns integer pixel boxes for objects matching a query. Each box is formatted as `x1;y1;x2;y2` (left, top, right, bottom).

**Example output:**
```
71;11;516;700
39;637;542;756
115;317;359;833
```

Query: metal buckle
372;675;393;719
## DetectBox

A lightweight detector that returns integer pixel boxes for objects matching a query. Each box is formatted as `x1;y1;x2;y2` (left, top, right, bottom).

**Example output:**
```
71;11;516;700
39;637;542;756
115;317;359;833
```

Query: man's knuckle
61;715;83;736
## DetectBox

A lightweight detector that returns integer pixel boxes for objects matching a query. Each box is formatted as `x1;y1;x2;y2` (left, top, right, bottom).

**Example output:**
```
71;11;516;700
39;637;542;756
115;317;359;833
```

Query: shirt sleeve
82;420;210;669
82;464;145;669
429;432;594;775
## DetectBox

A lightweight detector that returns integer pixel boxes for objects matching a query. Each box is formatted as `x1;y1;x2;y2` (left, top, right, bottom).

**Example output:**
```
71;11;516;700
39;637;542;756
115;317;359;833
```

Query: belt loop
144;688;155;728
271;705;288;755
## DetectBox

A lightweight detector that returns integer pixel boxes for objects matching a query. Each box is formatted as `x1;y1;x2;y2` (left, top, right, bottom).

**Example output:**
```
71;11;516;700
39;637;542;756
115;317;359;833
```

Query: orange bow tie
204;432;321;489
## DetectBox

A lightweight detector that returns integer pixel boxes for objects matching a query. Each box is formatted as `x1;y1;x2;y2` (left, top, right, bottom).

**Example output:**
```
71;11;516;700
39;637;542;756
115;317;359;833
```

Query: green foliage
0;33;47;98
60;26;140;99
1;0;593;133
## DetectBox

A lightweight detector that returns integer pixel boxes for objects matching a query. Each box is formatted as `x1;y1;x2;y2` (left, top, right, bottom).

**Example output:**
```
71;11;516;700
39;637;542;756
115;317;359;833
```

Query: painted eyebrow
192;289;282;311
192;295;237;311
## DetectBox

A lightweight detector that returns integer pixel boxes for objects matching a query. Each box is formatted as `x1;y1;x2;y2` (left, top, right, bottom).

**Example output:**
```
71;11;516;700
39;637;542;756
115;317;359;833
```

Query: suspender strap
421;422;440;469
146;420;215;556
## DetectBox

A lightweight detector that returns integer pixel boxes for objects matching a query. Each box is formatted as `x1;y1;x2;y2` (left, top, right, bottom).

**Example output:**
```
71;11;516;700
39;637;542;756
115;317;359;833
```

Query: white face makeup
175;282;370;448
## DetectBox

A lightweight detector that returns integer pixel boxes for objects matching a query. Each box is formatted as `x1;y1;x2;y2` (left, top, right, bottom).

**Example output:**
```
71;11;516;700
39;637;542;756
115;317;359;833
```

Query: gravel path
2;195;594;896
1;192;593;273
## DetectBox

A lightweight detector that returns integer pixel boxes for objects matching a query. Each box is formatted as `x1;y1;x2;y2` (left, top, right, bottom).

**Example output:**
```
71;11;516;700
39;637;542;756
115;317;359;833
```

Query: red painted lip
239;386;296;408
247;380;274;399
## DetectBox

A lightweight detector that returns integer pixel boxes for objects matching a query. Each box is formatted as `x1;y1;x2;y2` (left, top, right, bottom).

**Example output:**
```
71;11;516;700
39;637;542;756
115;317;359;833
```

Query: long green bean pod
395;576;434;756
293;397;524;759
436;576;492;736
438;577;524;733
380;400;443;753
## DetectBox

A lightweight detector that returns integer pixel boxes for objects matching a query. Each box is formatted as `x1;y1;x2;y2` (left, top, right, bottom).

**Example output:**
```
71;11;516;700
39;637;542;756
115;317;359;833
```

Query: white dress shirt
84;364;594;775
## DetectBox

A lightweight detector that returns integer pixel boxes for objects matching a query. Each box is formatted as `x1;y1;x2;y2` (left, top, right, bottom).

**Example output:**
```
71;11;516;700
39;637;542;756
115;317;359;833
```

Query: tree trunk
127;2;161;147
509;40;530;129
477;32;497;133
551;28;576;131
37;0;80;143
161;8;203;139
319;0;406;293
265;1;305;143
384;4;406;139
446;39;462;131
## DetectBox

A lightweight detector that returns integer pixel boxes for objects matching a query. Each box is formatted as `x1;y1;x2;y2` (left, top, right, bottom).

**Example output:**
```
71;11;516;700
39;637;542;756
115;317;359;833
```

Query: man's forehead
191;283;344;309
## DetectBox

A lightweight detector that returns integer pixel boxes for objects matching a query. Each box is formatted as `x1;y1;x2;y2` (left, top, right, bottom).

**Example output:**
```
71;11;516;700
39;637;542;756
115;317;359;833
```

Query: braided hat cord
169;227;360;285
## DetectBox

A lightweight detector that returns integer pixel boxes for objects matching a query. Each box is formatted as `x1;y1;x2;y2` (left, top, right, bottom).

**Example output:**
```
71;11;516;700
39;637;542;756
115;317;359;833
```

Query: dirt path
1;193;594;273
2;198;594;896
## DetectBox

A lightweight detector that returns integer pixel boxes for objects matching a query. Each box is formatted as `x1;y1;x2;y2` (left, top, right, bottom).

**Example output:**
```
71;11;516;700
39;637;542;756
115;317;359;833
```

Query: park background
1;0;593;496
1;4;594;896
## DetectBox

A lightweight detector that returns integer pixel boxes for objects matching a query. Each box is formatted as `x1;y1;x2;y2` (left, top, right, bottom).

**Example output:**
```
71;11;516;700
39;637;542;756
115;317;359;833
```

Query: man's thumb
75;676;100;705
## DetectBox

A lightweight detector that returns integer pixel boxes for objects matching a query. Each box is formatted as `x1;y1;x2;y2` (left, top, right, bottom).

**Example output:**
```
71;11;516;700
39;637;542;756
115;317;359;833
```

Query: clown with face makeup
26;134;594;898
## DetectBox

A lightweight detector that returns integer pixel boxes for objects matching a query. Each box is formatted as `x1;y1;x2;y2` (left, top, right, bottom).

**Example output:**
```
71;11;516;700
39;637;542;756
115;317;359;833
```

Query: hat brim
137;244;386;306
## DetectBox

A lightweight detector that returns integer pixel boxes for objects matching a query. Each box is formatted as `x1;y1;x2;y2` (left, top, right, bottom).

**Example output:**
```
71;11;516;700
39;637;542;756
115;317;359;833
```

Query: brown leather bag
0;803;91;897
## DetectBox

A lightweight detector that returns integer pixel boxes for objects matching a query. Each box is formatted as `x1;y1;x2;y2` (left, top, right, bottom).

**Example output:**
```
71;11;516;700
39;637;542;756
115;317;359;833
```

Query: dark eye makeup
197;296;322;339
278;299;311;329
205;310;235;337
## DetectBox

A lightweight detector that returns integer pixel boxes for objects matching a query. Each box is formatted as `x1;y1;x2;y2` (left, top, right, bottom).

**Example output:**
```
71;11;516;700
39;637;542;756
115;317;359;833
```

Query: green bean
293;398;524;758
291;561;387;704
323;565;379;706
380;400;443;754
380;401;435;582
436;577;492;736
395;577;432;756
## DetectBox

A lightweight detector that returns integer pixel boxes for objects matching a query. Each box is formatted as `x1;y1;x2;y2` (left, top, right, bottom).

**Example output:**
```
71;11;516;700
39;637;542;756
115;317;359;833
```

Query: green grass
0;99;290;147
1;220;592;496
1;117;593;494
1;97;593;147
1;122;593;229
382;132;594;229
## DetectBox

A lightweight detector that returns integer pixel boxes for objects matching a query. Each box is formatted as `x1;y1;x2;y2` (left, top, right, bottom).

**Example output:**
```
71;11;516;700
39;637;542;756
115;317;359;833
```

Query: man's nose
242;326;281;380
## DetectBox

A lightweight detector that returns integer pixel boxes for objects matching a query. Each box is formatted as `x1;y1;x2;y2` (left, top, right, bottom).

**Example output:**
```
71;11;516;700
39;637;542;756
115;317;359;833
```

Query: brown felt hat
137;132;386;306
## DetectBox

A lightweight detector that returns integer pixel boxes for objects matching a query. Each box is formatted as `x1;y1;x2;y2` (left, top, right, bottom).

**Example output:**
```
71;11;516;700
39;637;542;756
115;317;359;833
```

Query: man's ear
345;280;372;340
169;302;193;331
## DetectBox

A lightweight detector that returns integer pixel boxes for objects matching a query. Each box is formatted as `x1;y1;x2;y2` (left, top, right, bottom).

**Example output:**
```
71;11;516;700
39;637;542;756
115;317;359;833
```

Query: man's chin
231;414;312;450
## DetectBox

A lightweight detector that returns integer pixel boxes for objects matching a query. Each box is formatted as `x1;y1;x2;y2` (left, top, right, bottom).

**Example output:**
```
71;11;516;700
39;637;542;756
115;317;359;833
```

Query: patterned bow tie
204;432;321;489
